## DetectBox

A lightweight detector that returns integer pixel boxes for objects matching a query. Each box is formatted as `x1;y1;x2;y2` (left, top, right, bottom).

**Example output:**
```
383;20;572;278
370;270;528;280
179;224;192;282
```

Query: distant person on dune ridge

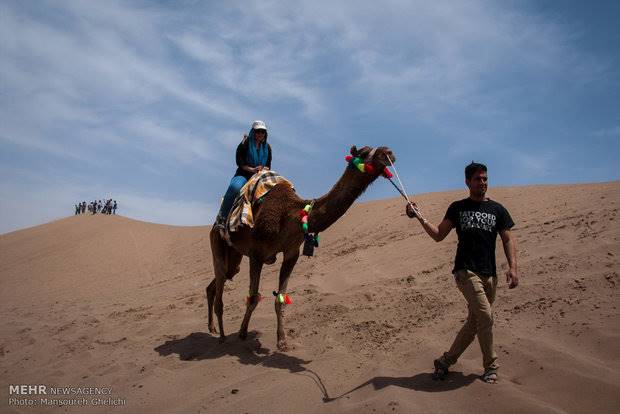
406;161;518;384
113;200;117;215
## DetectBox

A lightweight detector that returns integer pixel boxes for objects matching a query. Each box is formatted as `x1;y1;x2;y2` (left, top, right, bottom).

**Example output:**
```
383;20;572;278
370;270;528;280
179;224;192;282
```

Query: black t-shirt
444;198;514;277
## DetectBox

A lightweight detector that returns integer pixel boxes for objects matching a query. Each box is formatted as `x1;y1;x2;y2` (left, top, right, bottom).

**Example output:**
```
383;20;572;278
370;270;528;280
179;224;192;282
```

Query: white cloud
122;118;214;163
110;191;215;227
170;30;325;116
0;0;252;166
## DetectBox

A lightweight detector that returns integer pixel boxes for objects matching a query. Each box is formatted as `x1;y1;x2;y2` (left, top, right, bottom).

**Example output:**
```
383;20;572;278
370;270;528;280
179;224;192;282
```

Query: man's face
466;170;488;198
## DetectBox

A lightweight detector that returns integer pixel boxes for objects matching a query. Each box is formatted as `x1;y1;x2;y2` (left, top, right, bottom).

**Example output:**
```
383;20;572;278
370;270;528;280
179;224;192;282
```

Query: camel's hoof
239;331;248;340
208;326;218;335
277;340;290;352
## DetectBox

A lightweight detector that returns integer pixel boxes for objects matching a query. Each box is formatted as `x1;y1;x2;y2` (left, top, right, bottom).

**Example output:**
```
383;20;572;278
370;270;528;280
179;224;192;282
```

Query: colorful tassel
273;292;293;305
346;152;391;178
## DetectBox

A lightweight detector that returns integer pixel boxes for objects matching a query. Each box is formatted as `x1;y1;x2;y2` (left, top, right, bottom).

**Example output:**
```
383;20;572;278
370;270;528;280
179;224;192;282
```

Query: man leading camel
406;162;518;384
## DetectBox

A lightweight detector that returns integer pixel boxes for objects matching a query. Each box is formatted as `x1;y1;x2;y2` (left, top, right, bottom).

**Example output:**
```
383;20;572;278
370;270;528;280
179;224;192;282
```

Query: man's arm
406;203;453;242
500;229;518;288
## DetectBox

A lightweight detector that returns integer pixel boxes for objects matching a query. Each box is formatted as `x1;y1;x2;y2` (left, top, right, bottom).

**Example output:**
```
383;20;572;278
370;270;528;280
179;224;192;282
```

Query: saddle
221;170;293;244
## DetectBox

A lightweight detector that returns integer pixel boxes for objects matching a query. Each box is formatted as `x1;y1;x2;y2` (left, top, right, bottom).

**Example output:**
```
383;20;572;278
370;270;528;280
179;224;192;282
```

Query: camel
206;145;396;351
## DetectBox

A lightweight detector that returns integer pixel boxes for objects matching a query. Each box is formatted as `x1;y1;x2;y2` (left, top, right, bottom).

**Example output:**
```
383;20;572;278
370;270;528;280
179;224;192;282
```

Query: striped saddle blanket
225;170;294;237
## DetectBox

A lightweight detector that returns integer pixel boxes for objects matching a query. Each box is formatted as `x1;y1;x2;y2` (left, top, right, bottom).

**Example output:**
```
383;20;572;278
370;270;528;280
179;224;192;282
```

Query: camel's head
350;145;396;175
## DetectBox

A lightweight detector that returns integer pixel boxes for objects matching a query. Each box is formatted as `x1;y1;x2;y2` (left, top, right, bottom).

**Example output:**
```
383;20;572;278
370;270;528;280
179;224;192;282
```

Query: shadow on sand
324;371;478;402
155;331;332;399
154;331;310;373
155;332;476;402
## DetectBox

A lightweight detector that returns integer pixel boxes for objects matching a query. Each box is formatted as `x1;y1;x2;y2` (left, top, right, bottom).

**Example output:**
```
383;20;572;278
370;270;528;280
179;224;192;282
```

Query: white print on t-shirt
459;211;496;232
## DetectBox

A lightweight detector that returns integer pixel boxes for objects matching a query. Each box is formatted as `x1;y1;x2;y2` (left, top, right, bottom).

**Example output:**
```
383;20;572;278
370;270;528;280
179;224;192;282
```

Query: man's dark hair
465;162;487;180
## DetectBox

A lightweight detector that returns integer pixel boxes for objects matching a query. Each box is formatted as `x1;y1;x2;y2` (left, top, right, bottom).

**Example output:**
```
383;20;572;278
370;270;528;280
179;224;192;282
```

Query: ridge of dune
1;181;619;413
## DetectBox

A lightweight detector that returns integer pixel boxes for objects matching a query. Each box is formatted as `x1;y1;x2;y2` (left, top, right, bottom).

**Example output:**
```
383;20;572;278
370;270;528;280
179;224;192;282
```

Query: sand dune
1;182;619;413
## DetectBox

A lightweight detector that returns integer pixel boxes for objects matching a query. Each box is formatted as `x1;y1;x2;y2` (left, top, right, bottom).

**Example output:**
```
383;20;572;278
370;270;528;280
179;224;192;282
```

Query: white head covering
251;120;267;130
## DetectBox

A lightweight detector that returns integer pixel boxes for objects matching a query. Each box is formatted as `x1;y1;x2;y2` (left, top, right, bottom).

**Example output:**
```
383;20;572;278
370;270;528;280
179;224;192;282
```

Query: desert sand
1;181;619;413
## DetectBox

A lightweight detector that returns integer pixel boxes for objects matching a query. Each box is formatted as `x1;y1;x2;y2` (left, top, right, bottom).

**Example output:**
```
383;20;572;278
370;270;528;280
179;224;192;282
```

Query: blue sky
1;0;619;234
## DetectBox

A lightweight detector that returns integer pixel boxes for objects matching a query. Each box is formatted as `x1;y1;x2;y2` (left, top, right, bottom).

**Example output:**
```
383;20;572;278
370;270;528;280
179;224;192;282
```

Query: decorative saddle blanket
225;170;294;237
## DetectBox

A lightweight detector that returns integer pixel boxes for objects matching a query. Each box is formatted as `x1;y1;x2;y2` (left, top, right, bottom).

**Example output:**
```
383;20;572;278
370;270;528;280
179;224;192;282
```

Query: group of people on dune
74;199;117;216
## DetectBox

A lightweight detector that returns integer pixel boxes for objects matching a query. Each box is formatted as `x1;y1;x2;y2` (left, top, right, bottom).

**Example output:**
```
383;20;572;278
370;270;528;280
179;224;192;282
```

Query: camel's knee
225;265;240;280
246;294;262;307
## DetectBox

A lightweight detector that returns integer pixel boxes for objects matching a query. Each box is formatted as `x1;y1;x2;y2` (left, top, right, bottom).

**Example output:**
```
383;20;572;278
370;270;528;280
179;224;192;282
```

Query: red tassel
299;210;307;219
383;167;393;178
365;163;375;174
246;294;262;305
284;294;293;305
345;155;353;162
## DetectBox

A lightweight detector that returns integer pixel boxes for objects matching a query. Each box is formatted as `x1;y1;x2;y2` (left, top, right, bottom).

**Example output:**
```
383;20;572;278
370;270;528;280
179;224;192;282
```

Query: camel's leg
209;228;243;341
206;279;218;333
214;274;226;342
209;229;227;336
210;249;240;336
225;248;243;280
239;254;263;340
275;249;299;351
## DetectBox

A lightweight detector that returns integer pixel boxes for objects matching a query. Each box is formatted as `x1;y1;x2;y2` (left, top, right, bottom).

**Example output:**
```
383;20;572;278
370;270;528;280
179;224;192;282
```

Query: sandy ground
1;182;619;413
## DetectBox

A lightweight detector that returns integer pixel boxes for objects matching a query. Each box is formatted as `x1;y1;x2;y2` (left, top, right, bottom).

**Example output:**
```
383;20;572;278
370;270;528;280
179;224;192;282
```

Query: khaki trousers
442;269;499;371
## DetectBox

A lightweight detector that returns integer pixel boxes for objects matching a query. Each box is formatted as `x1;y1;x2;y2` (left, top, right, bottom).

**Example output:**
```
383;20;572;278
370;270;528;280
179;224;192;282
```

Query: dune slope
1;182;619;413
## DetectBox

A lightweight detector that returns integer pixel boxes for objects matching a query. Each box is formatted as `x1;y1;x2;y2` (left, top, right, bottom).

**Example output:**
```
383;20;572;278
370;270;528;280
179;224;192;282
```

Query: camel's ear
350;146;358;156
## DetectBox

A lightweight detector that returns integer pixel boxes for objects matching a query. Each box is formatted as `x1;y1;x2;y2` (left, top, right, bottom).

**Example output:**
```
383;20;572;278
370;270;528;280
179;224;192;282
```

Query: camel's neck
308;167;377;233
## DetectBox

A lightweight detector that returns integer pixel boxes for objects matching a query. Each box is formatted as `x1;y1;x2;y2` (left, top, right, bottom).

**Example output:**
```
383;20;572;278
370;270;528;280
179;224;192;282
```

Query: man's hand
500;229;518;289
506;268;519;289
406;203;418;218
